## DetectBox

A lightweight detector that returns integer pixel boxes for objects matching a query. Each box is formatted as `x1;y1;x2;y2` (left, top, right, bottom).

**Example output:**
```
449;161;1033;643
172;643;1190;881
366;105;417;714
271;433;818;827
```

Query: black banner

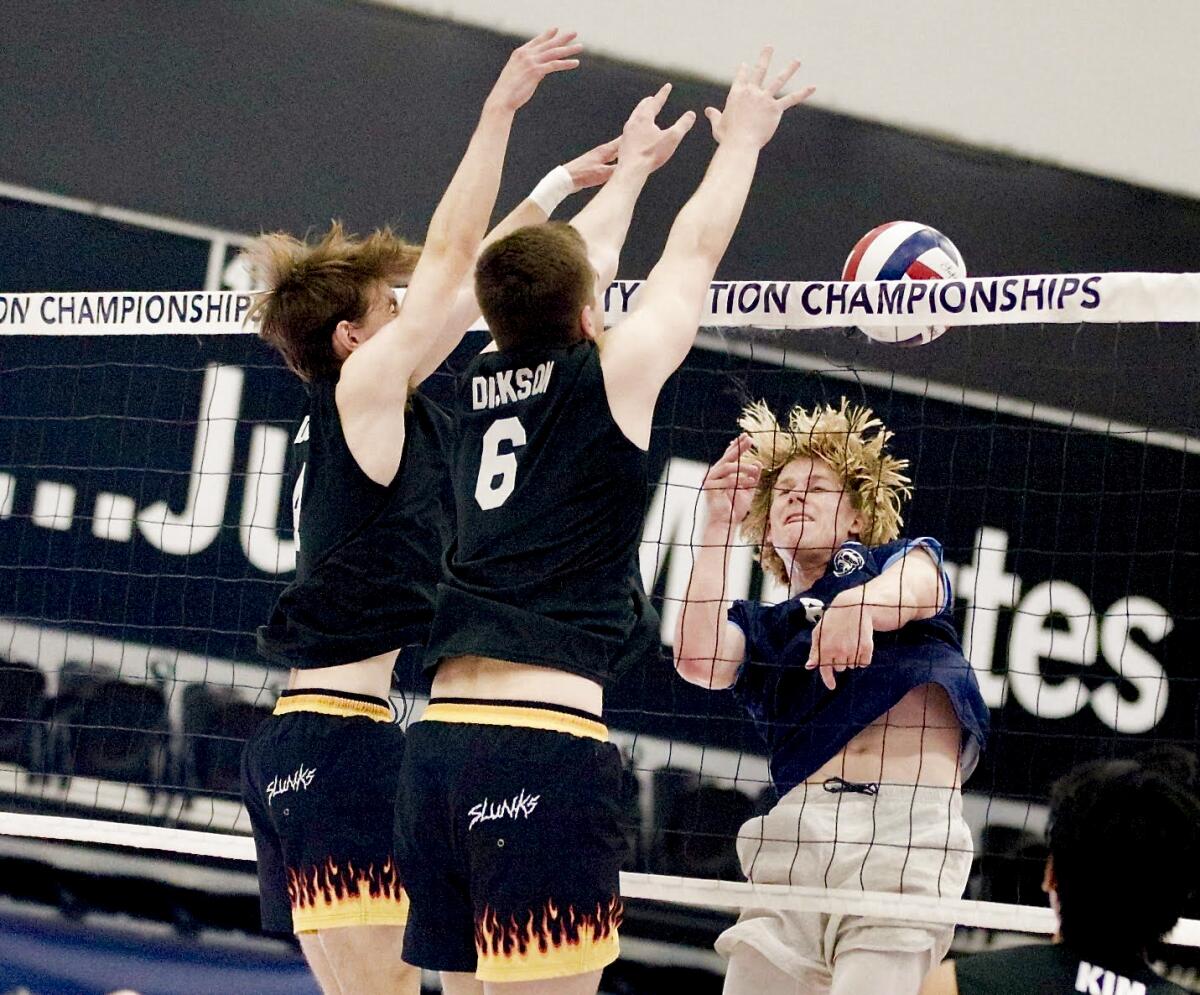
0;195;1196;816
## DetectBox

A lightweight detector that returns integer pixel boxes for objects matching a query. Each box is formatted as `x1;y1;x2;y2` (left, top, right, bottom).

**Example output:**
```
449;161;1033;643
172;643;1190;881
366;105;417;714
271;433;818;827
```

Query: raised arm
570;84;695;288
408;136;621;384
674;436;760;690
337;29;581;482
601;48;814;448
807;544;946;690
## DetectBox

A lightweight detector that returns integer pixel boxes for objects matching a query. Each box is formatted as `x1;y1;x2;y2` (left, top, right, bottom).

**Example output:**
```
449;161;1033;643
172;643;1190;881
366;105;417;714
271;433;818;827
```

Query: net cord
3;812;1197;945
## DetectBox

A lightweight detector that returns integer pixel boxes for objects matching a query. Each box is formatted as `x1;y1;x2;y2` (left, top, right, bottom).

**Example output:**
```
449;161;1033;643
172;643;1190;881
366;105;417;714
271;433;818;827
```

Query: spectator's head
1046;747;1200;953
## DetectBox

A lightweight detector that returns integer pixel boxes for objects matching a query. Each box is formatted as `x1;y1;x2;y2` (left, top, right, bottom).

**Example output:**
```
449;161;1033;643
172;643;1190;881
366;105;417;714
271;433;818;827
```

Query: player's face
766;456;863;568
352;281;400;345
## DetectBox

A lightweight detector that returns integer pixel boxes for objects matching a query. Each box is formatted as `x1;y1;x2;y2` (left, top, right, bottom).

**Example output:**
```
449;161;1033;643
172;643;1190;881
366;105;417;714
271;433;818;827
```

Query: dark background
2;0;1199;429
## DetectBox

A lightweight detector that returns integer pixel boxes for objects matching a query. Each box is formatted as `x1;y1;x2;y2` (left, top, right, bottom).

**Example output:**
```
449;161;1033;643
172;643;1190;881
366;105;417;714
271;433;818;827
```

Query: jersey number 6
475;416;527;510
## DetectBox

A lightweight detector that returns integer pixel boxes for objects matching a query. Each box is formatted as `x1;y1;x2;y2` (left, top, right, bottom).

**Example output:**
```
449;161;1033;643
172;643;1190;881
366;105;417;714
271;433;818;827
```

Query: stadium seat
0;657;47;771
45;665;170;790
650;767;753;881
179;684;272;798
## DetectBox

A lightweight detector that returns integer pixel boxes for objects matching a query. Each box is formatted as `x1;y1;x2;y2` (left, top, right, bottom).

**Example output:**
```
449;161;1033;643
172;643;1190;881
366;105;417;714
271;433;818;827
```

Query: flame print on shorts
475;895;623;963
286;856;405;913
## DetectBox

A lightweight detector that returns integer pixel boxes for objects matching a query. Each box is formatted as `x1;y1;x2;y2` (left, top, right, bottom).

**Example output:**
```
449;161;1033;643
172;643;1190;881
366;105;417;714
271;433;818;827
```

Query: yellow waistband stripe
274;693;390;722
421;702;608;742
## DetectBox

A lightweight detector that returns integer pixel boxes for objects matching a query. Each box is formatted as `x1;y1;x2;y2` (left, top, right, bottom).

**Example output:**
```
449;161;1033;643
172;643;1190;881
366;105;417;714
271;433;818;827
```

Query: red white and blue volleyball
841;221;967;345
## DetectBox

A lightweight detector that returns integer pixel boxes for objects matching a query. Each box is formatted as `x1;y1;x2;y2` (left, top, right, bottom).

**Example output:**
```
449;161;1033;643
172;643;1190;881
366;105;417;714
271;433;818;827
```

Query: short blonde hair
244;222;421;382
738;398;912;584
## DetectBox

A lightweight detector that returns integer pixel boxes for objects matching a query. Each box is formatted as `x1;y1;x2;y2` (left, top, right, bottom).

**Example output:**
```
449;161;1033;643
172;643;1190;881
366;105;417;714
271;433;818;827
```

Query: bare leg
484;969;603;995
298;932;344;995
310;925;420;995
442;971;486;995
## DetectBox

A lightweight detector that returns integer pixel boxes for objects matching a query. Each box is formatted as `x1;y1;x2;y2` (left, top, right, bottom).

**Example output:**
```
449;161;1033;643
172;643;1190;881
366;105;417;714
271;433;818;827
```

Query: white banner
3;272;1200;336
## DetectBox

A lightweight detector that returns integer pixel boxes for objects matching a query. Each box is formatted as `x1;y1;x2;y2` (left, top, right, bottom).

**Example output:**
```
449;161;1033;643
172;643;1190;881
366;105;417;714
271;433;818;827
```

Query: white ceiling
378;0;1200;201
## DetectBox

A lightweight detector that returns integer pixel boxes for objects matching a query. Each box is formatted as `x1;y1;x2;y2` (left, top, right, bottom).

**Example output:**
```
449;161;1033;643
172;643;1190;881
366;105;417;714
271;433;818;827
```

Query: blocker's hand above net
618;83;697;173
563;137;621;192
705;46;814;149
485;28;583;115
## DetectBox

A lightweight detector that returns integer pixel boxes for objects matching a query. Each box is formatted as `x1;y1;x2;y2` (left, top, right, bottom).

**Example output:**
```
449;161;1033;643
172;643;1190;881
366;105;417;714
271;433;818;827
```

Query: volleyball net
0;273;1197;945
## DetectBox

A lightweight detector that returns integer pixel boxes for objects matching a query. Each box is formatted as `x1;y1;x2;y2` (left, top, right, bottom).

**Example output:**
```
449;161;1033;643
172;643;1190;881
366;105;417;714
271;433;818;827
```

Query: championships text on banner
3;272;1200;335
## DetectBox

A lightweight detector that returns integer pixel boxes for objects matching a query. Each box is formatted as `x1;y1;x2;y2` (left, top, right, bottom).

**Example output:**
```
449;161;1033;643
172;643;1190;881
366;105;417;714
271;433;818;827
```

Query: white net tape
2;812;1198;944
3;271;1200;335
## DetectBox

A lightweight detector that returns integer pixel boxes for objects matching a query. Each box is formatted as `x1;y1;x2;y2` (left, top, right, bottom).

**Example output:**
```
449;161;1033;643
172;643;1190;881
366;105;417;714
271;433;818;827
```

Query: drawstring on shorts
822;776;879;796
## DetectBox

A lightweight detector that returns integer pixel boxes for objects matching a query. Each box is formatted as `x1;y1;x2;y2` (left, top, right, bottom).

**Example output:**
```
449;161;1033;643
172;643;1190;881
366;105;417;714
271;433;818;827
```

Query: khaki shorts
715;781;973;980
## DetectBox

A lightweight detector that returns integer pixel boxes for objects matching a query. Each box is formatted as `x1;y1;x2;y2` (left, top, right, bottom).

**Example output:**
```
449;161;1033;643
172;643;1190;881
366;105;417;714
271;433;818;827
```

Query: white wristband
528;165;576;217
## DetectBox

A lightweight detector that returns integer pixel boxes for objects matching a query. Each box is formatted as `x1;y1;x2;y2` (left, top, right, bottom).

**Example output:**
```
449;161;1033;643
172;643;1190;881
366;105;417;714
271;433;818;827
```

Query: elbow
918;569;946;619
673;649;734;691
672;647;708;687
421;234;477;273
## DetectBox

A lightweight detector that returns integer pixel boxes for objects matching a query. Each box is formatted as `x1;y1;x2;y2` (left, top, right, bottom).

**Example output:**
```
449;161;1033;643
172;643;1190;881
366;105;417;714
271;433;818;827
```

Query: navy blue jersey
257;380;453;668
954;943;1187;994
426;341;659;685
728;538;989;795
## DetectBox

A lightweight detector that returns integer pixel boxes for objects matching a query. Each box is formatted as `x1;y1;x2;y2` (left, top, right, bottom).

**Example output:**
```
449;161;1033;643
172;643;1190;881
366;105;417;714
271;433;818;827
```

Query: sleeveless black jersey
257;379;453;668
425;341;659;685
954;943;1187;994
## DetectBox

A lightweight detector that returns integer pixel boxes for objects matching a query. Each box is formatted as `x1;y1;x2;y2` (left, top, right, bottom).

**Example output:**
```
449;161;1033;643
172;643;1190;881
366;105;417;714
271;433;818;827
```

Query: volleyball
841;221;967;346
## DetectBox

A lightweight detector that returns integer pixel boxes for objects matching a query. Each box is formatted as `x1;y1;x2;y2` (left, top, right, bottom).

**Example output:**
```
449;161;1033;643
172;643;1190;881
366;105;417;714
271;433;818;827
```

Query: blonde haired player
674;399;989;995
239;29;597;995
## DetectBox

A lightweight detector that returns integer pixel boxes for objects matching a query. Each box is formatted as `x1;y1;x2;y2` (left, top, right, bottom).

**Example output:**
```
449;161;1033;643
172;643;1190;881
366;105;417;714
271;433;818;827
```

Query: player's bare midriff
432;654;604;716
287;650;398;700
805;682;963;789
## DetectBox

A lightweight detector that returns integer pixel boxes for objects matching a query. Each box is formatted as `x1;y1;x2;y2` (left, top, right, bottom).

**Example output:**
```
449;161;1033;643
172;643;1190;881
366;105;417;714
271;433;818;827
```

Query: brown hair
739;398;913;584
243;222;421;382
474;222;594;352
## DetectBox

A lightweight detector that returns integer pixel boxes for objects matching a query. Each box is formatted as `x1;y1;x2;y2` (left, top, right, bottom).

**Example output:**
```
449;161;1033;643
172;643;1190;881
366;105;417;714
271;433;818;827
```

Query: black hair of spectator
1047;746;1200;953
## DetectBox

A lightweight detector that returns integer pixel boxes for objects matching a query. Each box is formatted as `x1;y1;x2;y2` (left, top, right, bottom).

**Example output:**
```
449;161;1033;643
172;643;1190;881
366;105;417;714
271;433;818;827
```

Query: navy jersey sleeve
727;599;755;645
726;599;759;694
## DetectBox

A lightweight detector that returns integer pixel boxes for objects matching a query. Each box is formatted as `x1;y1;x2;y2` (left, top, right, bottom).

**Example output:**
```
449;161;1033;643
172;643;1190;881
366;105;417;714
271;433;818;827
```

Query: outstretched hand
620;83;697;172
563;137;621;191
705;46;814;148
487;28;583;115
701;435;760;538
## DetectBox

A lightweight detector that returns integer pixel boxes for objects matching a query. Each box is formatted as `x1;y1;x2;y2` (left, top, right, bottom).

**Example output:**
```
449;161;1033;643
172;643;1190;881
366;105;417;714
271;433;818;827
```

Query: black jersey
425;341;658;685
257;379;452;669
954;943;1187;994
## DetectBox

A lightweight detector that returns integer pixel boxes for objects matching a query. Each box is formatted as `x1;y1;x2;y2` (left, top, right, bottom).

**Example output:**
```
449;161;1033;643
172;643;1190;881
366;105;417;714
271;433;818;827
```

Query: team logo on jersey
832;547;866;577
468;789;541;830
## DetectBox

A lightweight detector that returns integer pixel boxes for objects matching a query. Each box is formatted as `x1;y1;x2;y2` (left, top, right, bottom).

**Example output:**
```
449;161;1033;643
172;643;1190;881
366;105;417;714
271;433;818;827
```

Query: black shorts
395;699;627;983
241;689;408;933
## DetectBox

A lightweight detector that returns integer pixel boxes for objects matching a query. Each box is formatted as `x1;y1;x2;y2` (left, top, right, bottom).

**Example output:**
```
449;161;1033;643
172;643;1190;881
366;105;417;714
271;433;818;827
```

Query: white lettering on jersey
471;361;555;410
1075;960;1146;995
291;416;310;548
